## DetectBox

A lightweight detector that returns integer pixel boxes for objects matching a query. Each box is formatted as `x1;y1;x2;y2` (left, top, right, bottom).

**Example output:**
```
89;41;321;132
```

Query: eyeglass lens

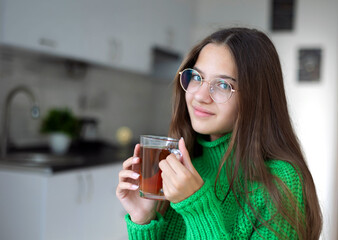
180;69;234;103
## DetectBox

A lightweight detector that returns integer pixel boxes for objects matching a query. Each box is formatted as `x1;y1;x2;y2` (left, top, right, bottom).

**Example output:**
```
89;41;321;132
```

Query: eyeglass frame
178;68;238;103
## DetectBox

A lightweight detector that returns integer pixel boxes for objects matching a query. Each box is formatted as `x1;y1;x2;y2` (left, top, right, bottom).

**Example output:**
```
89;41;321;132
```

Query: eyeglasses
179;68;237;103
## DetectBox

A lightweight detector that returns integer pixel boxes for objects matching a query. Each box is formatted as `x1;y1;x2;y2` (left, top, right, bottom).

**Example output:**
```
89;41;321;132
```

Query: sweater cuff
171;179;230;239
125;212;166;239
171;178;215;212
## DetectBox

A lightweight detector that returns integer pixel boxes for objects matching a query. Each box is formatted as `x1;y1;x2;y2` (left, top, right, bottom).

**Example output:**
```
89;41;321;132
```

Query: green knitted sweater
125;133;304;239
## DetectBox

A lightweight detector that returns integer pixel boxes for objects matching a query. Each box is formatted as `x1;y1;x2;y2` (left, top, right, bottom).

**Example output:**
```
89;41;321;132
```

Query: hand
159;138;204;203
116;144;158;225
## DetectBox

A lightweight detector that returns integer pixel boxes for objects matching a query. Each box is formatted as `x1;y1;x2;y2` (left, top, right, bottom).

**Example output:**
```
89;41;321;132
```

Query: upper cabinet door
81;0;154;73
0;0;87;60
0;0;192;74
149;0;193;54
0;0;153;73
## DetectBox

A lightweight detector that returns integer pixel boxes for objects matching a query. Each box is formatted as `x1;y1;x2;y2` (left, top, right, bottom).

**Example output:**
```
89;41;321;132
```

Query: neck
210;133;226;141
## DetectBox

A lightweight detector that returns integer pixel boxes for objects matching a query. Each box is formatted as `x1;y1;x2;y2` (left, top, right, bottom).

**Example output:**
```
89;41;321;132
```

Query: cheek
217;99;239;129
185;93;193;111
185;92;191;104
218;110;236;130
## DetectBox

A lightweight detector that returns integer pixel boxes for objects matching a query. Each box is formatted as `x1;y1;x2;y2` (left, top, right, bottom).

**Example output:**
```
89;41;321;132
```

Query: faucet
0;85;40;159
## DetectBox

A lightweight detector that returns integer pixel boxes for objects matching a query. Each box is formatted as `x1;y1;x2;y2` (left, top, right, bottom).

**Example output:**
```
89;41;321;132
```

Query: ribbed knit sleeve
125;212;167;239
231;160;304;239
171;179;232;239
247;160;304;239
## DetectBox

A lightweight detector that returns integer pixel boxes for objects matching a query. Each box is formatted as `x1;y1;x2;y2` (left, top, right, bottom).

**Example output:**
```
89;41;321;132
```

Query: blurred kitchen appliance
151;46;182;81
79;117;98;141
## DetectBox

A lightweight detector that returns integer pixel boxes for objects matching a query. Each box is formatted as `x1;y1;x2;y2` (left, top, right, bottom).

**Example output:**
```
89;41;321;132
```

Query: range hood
151;46;182;82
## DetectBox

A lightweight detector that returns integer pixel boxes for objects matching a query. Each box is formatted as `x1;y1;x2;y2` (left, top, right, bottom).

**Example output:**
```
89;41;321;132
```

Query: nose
193;82;213;103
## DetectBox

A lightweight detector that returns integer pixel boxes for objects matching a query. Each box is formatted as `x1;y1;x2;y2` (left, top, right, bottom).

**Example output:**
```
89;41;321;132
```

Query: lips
193;106;215;117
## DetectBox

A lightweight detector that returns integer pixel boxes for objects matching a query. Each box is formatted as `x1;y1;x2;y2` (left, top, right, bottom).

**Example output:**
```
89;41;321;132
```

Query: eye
191;72;202;82
216;79;231;90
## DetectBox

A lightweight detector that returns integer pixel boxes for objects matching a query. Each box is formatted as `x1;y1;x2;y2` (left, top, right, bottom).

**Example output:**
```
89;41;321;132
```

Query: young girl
116;28;322;239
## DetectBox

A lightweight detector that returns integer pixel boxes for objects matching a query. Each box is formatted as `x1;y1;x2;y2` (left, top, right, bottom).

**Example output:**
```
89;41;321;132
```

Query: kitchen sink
0;153;84;167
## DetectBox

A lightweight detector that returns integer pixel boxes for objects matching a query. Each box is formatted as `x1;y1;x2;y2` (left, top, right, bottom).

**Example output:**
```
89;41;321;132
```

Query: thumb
133;144;141;157
178;137;194;172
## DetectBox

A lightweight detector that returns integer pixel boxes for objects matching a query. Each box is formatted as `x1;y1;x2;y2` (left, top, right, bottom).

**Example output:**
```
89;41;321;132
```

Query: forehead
195;43;237;79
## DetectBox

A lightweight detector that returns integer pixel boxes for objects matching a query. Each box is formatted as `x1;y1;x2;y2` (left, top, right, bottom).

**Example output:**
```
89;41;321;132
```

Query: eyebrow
193;66;237;82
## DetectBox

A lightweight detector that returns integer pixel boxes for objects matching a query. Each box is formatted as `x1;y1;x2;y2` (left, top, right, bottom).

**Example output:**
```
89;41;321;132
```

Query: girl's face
185;43;239;141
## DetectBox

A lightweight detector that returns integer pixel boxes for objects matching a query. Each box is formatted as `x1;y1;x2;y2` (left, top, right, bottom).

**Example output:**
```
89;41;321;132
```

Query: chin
192;123;214;135
192;122;233;137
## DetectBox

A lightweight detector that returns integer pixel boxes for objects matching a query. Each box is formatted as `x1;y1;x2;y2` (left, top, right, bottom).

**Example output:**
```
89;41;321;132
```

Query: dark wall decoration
298;48;322;82
271;0;296;31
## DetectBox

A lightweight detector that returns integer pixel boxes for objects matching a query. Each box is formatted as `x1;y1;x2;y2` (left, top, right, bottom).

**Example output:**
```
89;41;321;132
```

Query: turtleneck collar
197;132;232;148
193;133;232;176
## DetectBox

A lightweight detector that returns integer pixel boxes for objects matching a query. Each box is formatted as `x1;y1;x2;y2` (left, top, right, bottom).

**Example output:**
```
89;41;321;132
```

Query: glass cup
139;135;181;200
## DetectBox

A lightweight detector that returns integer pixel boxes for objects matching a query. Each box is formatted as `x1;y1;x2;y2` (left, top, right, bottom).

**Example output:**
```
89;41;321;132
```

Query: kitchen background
0;0;337;239
0;49;173;146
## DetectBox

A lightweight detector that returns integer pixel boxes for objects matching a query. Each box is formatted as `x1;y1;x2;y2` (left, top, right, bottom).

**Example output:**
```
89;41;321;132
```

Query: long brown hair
169;28;322;239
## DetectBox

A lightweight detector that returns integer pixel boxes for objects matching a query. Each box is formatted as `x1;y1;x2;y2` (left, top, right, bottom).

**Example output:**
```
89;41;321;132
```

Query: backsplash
0;47;173;147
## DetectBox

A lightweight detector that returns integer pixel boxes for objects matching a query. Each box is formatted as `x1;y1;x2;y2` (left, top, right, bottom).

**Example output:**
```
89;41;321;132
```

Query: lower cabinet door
44;164;128;240
0;164;128;240
84;164;128;240
44;170;85;240
0;170;46;240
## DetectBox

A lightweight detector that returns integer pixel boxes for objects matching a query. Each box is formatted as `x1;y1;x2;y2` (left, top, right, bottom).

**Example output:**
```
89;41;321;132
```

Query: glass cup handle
170;149;182;160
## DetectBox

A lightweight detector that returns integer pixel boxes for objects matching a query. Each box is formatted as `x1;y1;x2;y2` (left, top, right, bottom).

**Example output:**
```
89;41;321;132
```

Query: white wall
271;1;338;239
191;0;269;42
192;0;338;239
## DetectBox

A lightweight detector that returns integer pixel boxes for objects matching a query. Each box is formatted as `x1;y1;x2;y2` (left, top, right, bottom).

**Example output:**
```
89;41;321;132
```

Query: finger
161;174;171;196
132;144;141;173
179;138;194;172
133;144;141;157
159;159;176;176
161;170;175;194
116;181;139;194
161;167;182;201
122;156;140;170
160;159;182;192
165;154;189;175
121;144;140;170
119;169;140;182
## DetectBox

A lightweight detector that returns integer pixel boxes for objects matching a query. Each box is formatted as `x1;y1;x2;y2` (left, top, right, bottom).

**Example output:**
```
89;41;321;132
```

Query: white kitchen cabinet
0;0;192;74
44;165;127;240
0;0;154;74
80;0;154;73
0;163;128;240
148;0;193;54
43;170;86;240
0;0;151;73
0;170;46;240
0;0;88;61
84;166;125;240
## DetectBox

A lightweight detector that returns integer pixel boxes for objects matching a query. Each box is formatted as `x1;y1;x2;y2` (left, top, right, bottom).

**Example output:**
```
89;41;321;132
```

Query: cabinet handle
77;174;85;204
38;37;57;48
86;173;94;202
109;38;122;62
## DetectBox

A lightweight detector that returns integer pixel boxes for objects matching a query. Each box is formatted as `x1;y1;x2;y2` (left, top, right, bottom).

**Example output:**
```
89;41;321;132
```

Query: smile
193;106;215;117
